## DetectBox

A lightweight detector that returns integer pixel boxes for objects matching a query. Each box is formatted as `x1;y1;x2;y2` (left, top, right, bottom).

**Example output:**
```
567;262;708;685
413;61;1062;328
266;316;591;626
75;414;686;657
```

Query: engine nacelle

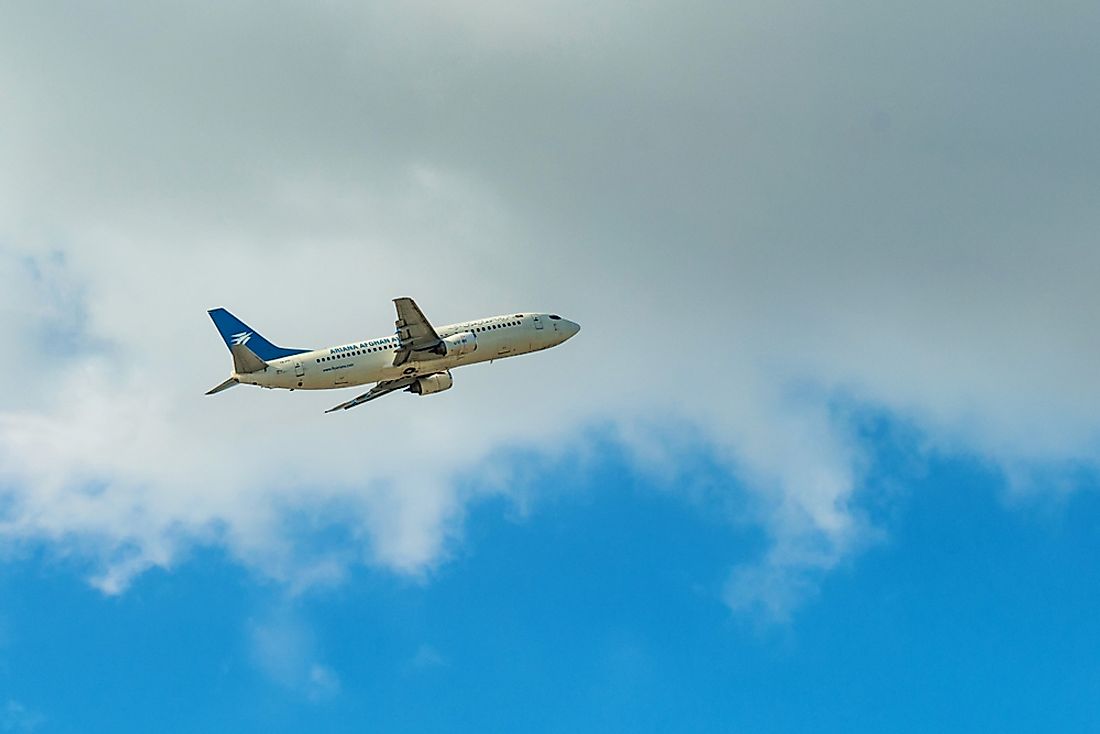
438;331;477;358
411;371;454;395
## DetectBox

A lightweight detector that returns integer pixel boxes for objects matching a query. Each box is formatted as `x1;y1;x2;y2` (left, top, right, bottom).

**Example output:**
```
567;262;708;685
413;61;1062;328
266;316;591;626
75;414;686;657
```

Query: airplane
205;298;580;412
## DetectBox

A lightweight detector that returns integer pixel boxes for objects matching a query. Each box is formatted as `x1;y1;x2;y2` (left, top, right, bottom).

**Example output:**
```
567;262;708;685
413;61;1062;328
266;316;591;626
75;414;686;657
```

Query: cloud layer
1;0;1098;616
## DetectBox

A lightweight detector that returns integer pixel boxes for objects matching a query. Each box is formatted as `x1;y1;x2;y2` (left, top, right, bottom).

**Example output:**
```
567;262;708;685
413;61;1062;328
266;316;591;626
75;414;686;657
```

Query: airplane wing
392;297;444;366
324;375;419;413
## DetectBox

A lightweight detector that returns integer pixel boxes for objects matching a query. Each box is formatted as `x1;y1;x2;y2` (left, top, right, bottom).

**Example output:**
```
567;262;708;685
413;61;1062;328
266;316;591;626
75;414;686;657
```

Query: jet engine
436;331;477;357
410;371;454;395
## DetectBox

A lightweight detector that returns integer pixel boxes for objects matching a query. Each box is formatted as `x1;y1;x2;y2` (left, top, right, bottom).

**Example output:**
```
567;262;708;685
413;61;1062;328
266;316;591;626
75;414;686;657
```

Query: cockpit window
549;314;561;320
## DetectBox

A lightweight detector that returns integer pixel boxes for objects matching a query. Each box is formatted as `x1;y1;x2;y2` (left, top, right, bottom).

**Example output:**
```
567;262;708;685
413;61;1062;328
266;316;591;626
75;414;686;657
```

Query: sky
1;0;1099;730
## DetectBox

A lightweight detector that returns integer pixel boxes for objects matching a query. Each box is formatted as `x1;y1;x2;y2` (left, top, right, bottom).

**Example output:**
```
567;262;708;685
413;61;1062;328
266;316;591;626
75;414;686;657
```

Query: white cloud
1;700;43;734
1;0;1098;619
248;611;340;701
407;643;449;671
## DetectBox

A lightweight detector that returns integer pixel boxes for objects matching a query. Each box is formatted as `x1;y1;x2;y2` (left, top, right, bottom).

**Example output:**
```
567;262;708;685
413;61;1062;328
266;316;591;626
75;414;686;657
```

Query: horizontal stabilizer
205;377;239;395
231;343;268;374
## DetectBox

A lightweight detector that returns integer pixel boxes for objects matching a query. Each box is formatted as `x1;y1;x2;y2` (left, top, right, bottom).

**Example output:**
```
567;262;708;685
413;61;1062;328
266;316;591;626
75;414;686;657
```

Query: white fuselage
236;312;580;391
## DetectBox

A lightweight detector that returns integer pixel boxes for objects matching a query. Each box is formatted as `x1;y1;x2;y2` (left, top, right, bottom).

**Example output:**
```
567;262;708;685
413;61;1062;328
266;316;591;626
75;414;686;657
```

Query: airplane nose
564;320;580;339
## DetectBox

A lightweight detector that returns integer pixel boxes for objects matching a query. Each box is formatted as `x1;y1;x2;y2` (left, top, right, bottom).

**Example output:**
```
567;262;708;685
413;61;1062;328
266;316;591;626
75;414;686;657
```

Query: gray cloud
1;0;1098;617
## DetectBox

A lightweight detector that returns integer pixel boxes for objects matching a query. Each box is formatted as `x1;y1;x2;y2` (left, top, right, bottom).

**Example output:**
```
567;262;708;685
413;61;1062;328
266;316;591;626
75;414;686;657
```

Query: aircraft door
294;361;305;377
533;315;543;330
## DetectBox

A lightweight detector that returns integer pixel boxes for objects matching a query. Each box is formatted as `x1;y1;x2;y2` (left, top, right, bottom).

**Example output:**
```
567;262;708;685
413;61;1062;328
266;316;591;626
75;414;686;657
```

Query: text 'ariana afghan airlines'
205;298;580;412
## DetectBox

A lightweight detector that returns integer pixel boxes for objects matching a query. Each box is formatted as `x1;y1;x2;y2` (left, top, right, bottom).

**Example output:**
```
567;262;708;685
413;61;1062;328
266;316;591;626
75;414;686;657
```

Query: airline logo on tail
231;331;252;346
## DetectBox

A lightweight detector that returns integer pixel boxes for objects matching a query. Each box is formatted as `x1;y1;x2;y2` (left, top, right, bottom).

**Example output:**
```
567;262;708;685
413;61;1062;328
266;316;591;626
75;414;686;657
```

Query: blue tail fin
207;308;309;361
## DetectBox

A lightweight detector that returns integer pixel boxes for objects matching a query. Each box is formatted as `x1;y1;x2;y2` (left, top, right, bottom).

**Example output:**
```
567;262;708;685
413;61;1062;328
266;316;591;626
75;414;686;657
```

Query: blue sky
2;0;1100;730
3;423;1099;732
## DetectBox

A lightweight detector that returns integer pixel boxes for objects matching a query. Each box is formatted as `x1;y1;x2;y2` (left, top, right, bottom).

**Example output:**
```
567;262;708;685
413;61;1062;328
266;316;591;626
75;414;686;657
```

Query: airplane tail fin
207;308;309;361
207;308;310;394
